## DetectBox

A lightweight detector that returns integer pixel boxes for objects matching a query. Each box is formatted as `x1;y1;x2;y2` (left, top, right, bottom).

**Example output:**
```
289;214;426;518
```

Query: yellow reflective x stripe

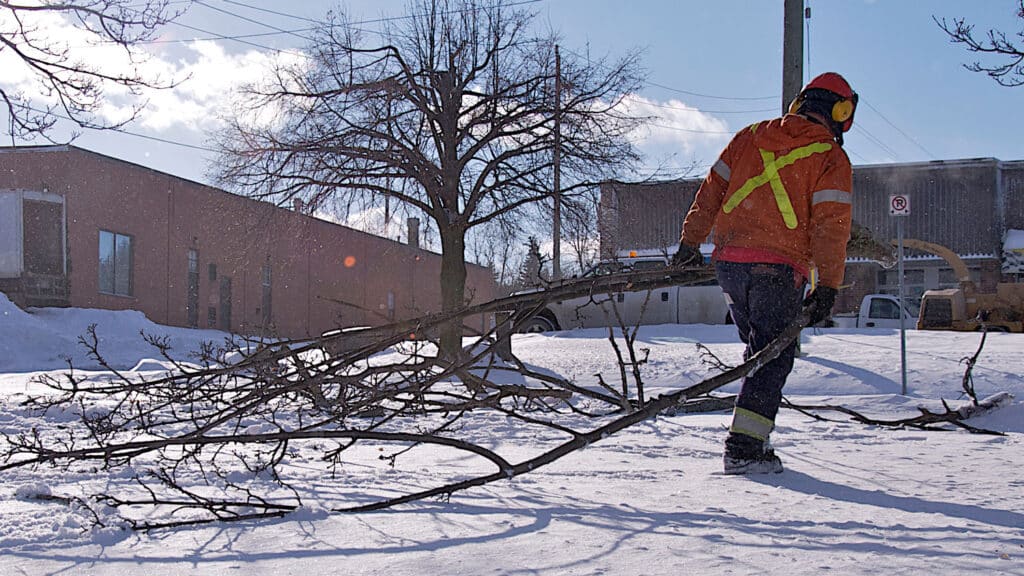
721;142;833;230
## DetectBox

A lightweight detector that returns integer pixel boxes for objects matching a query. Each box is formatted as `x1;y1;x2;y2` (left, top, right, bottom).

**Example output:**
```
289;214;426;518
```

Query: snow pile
0;292;228;373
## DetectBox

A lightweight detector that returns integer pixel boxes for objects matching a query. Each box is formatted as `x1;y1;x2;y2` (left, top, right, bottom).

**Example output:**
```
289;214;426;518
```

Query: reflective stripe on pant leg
730;406;775;441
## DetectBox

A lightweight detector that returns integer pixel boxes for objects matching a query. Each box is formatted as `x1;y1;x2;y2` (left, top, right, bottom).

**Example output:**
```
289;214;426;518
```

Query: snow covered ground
1;293;1022;575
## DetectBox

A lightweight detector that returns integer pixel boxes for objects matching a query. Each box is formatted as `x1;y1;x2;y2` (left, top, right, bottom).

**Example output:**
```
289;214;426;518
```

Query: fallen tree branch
782;397;1007;436
335;312;812;512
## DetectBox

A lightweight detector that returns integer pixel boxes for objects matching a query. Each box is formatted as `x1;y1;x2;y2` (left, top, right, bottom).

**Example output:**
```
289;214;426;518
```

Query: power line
166;0;545;54
845;147;868;164
644;78;778;102
213;1;778;107
109;126;218;152
800;2;917;164
194;0;312;43
624;96;776;115
221;0;544;26
220;0;323;24
557;45;777;103
13;1;774;159
15;102;219;152
853;124;902;160
180;3;777;121
860;97;937;160
138;27;319;45
168;19;297;53
648;122;734;135
165;1;780;117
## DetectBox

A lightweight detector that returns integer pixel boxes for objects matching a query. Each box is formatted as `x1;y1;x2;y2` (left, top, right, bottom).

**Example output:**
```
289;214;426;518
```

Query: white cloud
0;8;301;133
618;94;734;178
0;8;736;184
129;41;303;131
0;8;152;125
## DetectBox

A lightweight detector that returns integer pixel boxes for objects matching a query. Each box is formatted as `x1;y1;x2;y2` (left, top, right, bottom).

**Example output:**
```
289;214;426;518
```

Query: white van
519;255;731;333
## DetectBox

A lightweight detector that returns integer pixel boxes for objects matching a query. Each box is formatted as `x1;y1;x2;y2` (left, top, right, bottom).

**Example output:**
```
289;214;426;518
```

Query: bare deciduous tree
936;2;1024;86
0;0;186;140
467;218;521;292
213;0;645;357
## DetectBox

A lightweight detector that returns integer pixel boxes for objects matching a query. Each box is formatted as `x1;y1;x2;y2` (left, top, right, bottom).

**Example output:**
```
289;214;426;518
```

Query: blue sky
4;0;1023;185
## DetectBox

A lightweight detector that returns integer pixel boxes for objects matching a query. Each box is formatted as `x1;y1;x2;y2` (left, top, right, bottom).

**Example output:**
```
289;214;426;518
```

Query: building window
877;268;925;306
98;230;132;296
186;249;200;328
261;264;272;327
938;267;981;289
208;262;217;282
219;276;232;331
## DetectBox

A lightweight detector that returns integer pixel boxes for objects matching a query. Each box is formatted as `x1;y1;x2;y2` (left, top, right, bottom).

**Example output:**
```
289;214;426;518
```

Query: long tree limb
335;312;811;512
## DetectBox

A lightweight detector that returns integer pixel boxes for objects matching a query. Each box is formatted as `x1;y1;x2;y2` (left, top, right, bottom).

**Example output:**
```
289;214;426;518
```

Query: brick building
599;157;1024;314
0;145;497;339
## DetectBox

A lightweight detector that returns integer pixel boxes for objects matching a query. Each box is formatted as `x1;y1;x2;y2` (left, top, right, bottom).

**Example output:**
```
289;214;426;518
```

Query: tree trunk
439;229;468;360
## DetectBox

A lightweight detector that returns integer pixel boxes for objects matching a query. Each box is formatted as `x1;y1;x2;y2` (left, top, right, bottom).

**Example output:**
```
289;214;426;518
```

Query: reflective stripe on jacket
681;114;853;288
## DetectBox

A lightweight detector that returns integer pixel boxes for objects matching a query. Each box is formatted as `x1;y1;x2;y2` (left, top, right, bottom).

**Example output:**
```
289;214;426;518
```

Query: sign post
889;194;910;395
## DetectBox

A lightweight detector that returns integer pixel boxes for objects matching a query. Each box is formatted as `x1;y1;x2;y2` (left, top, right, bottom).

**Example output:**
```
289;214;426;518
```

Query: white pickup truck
519;257;732;333
829;294;919;329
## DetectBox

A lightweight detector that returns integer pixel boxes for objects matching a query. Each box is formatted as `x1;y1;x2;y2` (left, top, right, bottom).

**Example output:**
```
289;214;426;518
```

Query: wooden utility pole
783;0;805;356
552;44;562;281
782;0;804;114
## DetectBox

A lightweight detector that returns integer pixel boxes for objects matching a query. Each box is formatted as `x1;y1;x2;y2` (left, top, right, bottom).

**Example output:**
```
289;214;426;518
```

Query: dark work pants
716;261;805;429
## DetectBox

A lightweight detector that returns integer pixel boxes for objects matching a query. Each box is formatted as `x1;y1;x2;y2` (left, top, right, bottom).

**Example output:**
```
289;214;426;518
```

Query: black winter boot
723;433;783;475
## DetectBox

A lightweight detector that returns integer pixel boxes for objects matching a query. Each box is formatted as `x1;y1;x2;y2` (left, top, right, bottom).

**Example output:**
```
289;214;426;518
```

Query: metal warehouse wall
852;159;1001;256
602;158;1021;261
1003;161;1024;233
599;179;700;259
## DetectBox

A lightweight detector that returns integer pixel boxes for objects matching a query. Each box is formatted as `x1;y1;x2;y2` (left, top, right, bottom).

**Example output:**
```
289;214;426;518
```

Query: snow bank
0;292;228;373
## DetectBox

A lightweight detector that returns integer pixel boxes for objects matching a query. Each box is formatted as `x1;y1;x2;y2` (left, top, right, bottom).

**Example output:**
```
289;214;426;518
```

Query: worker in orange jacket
673;72;856;474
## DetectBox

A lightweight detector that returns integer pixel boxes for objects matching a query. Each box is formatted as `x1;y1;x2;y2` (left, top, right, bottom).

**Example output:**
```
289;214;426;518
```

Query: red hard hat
792;72;858;133
803;72;855;100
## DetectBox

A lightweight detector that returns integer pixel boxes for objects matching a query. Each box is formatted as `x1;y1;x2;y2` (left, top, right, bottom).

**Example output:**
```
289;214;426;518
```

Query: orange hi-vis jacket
681;114;853;288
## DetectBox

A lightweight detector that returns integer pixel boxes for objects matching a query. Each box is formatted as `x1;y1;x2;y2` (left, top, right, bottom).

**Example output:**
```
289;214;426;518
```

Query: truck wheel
520;315;556;333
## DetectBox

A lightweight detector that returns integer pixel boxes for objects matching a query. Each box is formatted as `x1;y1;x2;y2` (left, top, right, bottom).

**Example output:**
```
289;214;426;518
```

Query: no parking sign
889;194;910;216
889;192;910;394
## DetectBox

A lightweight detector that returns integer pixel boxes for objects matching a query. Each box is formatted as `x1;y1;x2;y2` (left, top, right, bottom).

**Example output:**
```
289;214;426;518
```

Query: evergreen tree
517;237;548;288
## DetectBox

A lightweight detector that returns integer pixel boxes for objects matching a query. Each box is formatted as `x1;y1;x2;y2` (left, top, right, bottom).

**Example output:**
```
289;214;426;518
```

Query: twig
960;329;988;405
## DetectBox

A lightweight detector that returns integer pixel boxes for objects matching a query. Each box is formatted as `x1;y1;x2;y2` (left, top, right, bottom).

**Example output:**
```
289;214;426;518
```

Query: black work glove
802;286;837;326
671;242;703;267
